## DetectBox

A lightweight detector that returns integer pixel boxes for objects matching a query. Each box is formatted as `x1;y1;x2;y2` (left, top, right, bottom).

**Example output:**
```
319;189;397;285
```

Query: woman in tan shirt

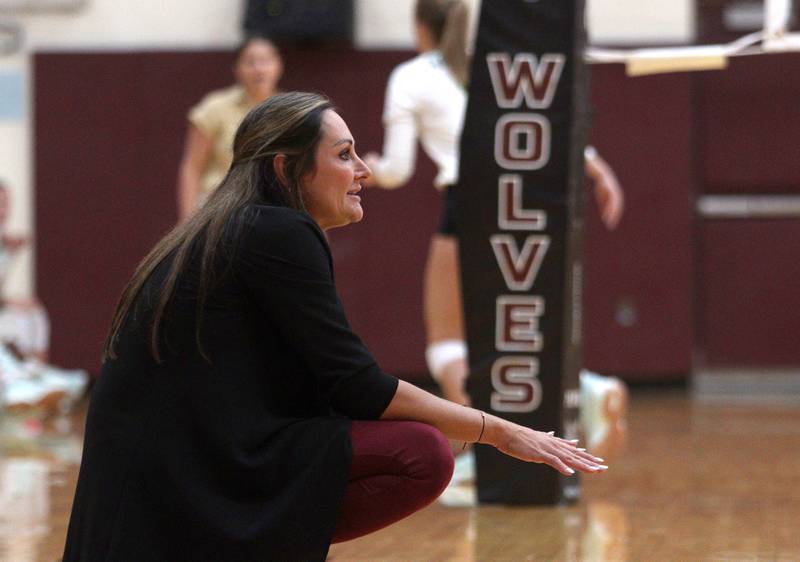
177;36;283;220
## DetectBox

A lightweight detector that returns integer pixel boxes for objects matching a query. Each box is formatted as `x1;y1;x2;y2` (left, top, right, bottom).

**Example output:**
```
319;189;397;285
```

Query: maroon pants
331;420;454;543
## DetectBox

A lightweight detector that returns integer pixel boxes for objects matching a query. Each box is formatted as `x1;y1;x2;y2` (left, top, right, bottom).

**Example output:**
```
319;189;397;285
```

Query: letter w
486;53;565;109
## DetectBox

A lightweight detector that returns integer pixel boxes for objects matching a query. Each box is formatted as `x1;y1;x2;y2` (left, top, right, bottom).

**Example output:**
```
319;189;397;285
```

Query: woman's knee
406;422;454;496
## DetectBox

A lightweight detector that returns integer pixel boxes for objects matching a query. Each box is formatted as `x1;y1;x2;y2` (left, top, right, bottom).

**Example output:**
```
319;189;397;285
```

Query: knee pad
425;339;468;382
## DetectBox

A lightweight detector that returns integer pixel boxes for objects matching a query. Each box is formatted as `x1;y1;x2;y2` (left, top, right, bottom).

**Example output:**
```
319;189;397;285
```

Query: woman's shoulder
246;204;318;229
239;205;328;254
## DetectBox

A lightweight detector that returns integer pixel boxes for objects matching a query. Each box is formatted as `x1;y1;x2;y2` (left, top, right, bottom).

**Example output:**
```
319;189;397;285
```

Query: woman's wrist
479;412;509;449
462;408;487;450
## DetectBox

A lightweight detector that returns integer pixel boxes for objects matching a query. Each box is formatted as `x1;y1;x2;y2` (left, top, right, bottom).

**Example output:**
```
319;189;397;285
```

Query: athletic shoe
0;342;27;380
580;370;628;460
0;344;88;414
451;448;476;485
438;481;476;507
0;344;65;414
438;450;477;507
24;361;88;412
2;373;69;415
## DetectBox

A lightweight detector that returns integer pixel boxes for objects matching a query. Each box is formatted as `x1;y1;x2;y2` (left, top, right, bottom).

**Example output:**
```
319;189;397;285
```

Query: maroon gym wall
39;48;798;381
34;48;440;379
583;66;694;378
694;53;800;368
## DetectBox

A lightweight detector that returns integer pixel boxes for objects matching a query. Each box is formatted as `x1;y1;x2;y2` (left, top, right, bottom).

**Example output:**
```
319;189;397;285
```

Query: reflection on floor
3;389;800;561
0;411;83;562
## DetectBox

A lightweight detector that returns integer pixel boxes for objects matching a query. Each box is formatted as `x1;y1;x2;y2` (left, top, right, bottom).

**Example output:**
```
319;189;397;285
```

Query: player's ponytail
416;0;471;87
440;1;470;86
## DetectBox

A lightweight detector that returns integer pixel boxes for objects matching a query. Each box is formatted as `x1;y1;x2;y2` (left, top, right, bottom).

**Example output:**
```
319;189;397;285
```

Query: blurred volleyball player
364;0;627;461
177;35;283;220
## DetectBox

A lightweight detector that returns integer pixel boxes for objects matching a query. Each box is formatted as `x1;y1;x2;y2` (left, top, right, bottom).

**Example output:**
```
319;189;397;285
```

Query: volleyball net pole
457;0;587;505
456;0;798;506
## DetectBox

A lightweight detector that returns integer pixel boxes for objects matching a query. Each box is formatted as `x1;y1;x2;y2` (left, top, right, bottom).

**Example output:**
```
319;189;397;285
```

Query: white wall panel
16;0;244;50
588;0;695;45
355;0;415;49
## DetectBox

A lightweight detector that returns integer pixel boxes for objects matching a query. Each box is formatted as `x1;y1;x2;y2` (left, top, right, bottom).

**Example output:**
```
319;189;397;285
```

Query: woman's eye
339;150;352;160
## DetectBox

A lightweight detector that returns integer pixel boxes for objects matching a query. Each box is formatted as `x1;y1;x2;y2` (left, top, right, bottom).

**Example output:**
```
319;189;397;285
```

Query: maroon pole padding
457;0;586;504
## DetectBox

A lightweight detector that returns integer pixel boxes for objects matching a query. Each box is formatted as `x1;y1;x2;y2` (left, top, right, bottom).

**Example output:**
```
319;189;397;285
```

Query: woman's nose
356;155;372;180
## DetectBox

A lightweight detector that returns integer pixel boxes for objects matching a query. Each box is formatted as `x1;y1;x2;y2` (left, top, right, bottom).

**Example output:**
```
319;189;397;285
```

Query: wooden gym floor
2;387;799;561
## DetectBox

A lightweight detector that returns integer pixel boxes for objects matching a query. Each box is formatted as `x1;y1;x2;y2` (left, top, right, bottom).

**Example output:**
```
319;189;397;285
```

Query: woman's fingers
560;444;606;468
566;452;608;473
550;435;606;464
568;446;605;465
546;436;608;474
541;450;606;476
540;452;575;476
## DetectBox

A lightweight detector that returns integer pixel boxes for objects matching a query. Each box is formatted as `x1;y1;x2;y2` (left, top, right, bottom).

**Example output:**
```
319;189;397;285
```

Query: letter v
490;234;550;291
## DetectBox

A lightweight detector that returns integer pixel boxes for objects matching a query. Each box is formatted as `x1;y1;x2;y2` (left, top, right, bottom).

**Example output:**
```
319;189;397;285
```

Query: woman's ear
273;154;289;187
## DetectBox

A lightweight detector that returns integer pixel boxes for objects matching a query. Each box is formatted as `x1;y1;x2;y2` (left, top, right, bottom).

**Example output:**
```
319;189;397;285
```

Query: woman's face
301;110;371;231
235;39;283;100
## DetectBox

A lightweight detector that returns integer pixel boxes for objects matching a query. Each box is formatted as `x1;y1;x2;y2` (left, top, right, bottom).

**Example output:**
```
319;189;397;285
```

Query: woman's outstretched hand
486;417;608;476
381;382;609;477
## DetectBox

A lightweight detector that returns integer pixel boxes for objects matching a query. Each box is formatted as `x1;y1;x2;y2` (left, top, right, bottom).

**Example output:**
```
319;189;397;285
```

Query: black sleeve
237;207;398;420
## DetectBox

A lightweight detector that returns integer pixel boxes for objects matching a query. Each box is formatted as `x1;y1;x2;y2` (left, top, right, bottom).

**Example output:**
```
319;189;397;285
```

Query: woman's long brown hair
416;0;471;86
103;92;333;363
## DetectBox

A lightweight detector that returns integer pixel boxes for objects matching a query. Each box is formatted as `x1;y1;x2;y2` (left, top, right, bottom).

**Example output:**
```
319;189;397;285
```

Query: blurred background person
0;180;87;416
363;0;471;409
0;180;49;364
363;0;627;461
176;35;283;220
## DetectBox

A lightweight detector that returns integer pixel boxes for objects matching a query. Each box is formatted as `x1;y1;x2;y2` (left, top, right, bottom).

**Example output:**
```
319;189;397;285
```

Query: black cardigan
63;206;399;561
